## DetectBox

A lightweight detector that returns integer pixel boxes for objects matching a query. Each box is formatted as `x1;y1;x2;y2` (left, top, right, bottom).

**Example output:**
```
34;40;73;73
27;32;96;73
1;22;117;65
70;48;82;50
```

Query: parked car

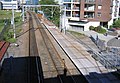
108;28;116;32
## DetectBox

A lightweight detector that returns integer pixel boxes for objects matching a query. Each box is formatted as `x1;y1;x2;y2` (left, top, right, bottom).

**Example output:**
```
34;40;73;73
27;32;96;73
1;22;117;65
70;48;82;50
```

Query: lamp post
63;5;66;34
22;6;25;21
12;5;16;39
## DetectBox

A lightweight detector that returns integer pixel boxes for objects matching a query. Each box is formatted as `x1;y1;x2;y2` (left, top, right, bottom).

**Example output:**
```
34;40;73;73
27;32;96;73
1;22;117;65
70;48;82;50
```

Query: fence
90;35;120;70
0;19;9;41
90;35;106;51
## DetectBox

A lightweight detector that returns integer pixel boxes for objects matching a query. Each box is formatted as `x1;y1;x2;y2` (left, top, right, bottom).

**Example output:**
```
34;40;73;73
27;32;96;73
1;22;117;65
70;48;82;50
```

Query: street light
22;6;25;21
11;5;16;39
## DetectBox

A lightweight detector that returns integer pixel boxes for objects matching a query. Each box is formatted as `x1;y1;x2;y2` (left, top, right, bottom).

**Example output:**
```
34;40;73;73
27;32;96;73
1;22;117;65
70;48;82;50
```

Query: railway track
31;12;82;83
27;12;44;83
33;12;64;83
27;11;89;83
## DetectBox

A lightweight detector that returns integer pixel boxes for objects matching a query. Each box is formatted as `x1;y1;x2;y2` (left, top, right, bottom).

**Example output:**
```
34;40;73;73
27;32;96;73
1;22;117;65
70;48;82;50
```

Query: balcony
72;14;80;17
72;4;80;11
64;3;71;10
84;12;95;18
66;11;71;17
66;7;71;10
73;7;80;10
85;0;95;3
64;0;71;2
73;0;80;2
84;4;95;11
84;8;95;11
72;11;80;17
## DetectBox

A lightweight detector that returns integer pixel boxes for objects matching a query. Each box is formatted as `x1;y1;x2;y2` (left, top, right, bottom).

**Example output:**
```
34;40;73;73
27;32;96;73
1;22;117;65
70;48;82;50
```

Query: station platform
42;20;120;83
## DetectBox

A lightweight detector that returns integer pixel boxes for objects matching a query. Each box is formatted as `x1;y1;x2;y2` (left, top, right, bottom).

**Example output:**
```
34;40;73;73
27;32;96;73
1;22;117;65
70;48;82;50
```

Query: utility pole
60;5;66;34
63;5;66;34
12;5;16;39
22;6;25;21
60;5;62;31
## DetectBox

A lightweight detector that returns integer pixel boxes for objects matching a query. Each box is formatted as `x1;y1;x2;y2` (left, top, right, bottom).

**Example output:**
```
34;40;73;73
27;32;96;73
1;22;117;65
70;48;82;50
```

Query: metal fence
0;19;9;41
90;35;120;71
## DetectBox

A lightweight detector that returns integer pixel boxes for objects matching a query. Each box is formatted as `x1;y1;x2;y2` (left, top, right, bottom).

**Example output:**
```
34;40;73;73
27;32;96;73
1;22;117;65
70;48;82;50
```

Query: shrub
90;26;106;34
94;26;101;32
89;26;95;30
94;26;106;34
97;28;106;34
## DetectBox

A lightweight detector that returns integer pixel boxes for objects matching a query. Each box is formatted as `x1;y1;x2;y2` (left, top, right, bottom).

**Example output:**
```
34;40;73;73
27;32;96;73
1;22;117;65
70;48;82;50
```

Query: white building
19;0;26;5
62;0;120;31
1;0;19;9
55;0;62;4
108;0;120;27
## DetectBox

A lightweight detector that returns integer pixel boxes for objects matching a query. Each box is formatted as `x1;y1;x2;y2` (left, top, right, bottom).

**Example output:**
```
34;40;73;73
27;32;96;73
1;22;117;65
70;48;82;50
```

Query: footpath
74;30;116;42
42;19;120;83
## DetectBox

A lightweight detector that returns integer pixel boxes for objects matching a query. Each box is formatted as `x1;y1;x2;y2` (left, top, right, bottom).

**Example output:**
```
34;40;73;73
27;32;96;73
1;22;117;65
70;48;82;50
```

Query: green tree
39;0;57;5
39;0;60;26
112;19;120;28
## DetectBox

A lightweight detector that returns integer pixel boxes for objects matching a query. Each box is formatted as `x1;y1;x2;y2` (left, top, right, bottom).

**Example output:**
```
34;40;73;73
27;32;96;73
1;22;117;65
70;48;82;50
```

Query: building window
84;12;95;18
64;0;71;2
66;11;71;17
114;13;117;17
65;4;71;10
85;0;95;3
98;5;102;9
97;12;101;17
72;11;80;17
84;4;95;11
73;0;80;2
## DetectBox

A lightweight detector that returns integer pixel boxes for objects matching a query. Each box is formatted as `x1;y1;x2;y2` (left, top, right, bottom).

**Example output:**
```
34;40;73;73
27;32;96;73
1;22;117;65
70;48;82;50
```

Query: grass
0;10;22;32
0;10;21;19
7;38;16;43
0;22;4;32
67;30;84;36
0;10;22;43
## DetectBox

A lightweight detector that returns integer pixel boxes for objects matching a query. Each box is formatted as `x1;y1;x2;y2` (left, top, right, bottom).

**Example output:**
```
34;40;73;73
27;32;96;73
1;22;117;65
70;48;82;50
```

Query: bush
97;28;106;34
94;26;106;34
89;26;106;34
7;38;16;43
89;26;95;30
94;26;101;32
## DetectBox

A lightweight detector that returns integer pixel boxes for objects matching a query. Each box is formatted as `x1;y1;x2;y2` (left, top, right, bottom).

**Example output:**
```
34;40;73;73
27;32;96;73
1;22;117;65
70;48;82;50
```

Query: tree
39;0;57;5
112;19;120;28
39;0;60;26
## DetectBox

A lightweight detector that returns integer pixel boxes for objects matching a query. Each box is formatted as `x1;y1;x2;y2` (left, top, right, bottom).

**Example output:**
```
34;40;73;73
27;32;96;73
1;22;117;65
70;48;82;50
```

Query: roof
107;37;120;47
0;41;10;62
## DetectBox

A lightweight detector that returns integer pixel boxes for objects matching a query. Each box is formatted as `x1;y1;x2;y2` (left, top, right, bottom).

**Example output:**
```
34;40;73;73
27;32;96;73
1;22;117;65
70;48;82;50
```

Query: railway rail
28;12;44;83
31;12;84;83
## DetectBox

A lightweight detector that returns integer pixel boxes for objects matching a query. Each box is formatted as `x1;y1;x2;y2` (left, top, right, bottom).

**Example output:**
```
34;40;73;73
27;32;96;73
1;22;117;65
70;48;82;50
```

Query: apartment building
19;0;26;5
0;2;3;9
63;0;120;31
26;0;39;5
